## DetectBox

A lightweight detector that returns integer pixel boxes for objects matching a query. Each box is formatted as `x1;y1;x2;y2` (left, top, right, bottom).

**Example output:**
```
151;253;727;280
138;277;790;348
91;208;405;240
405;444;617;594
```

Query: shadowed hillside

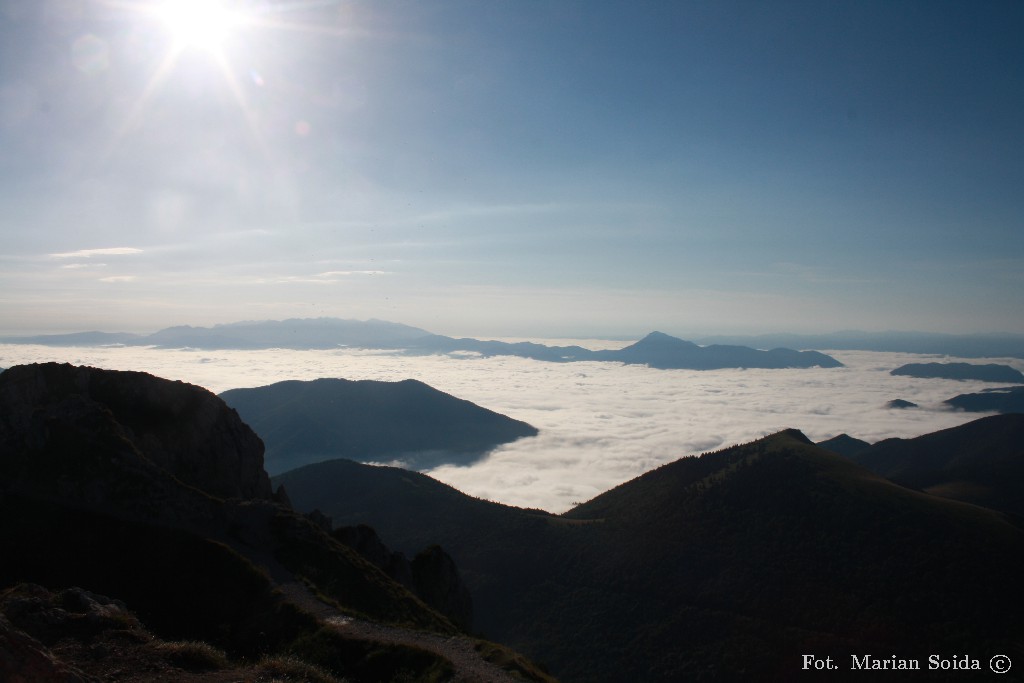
278;428;1024;682
221;377;538;474
815;433;871;457
850;413;1024;516
0;363;552;683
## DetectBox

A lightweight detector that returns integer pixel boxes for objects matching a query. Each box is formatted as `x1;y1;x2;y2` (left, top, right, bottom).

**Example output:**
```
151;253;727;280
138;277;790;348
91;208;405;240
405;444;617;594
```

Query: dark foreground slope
280;430;1024;682
849;413;1024;516
0;363;551;683
221;378;538;474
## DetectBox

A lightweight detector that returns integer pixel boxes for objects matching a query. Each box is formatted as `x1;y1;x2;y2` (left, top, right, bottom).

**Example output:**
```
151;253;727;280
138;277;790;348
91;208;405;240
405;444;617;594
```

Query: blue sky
1;0;1022;337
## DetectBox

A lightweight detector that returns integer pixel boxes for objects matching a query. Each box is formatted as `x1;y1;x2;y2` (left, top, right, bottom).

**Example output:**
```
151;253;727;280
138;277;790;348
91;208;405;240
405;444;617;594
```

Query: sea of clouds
2;342;1019;513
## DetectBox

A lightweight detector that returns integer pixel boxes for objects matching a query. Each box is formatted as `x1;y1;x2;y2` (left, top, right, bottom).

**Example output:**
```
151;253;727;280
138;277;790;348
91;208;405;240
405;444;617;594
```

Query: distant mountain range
275;416;1024;682
695;330;1024;359
890;362;1024;382
220;378;538;474
1;317;843;370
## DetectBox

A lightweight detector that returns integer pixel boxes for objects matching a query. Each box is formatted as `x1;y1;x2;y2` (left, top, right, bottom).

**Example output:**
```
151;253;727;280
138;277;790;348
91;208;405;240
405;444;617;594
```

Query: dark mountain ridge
696;330;1024;359
278;422;1024;682
815;433;871;457
849;413;1024;517
221;377;539;474
944;384;1024;414
0;362;551;683
891;361;1024;382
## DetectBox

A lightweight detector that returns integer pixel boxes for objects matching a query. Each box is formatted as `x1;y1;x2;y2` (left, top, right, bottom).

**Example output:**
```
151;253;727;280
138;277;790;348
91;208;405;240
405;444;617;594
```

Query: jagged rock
412;545;473;632
305;509;333;533
334;524;415;591
0;363;272;501
1;585;143;647
332;525;472;629
0;585;122;683
0;613;95;683
273;484;293;508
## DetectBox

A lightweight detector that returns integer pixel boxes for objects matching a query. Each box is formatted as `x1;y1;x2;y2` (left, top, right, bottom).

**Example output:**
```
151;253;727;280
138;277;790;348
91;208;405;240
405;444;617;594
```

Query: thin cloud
98;275;138;283
317;270;389;277
51;247;143;259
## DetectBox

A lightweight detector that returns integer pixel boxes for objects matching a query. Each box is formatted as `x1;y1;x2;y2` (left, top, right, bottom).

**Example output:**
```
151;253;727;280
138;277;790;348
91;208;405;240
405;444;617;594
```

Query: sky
0;342;1017;512
1;0;1022;338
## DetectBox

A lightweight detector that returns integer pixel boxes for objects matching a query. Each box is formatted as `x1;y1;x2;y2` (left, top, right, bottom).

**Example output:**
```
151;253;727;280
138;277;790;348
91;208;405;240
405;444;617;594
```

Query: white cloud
0;343;1016;514
98;275;137;283
50;247;143;259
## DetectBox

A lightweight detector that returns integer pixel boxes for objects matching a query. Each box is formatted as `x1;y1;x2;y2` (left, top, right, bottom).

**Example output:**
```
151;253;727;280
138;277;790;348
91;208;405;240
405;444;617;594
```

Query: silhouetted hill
890;362;1024;382
0;363;550;683
849;413;1024;517
696;330;1024;359
591;331;842;369
816;433;871;457
407;334;594;362
221;378;538;474
145;317;431;349
944;385;1024;413
278;429;1024;682
3;317;843;370
887;398;919;409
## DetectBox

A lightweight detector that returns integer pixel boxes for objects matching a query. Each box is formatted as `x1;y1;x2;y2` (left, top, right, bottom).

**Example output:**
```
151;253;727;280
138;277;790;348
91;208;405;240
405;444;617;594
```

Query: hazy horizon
2;1;1022;337
5;314;1024;343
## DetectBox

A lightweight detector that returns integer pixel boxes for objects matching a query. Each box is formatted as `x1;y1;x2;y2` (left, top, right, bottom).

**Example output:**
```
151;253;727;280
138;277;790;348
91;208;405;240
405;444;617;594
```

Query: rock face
0;583;144;683
412;546;474;632
334;524;473;631
0;363;272;501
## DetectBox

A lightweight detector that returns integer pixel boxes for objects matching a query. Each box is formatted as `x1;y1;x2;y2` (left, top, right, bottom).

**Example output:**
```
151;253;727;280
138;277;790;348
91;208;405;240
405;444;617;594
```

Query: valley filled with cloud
2;343;1016;513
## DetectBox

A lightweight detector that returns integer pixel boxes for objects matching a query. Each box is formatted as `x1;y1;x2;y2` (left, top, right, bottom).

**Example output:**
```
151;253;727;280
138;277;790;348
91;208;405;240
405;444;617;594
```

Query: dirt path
276;582;521;683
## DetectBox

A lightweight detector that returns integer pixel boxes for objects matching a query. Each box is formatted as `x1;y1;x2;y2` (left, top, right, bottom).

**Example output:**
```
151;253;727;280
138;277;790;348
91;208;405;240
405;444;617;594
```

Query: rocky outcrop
0;612;95;683
334;524;416;590
0;363;271;501
334;525;473;631
412;546;474;632
0;583;145;683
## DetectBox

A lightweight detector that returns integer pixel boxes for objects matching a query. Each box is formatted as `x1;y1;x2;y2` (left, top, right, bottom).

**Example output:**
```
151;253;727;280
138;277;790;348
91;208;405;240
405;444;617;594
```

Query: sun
155;0;244;52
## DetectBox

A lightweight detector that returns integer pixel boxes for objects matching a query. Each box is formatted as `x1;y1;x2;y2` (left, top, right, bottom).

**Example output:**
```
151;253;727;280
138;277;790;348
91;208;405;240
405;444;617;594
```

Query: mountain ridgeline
276;418;1024;682
2;317;844;369
5;360;1023;682
0;363;552;683
944;385;1024;414
890;362;1024;382
220;377;539;474
846;413;1024;517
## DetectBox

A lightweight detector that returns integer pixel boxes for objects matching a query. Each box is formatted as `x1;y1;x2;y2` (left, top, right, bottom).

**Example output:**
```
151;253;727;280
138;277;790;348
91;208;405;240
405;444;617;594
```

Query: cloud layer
1;343;1018;513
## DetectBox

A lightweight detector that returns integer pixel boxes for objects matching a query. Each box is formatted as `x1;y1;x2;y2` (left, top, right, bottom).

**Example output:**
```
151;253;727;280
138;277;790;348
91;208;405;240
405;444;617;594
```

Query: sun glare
156;0;241;52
